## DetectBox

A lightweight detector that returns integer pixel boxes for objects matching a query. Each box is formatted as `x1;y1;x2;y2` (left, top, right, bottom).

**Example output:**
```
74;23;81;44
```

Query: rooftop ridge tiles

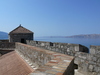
9;25;33;34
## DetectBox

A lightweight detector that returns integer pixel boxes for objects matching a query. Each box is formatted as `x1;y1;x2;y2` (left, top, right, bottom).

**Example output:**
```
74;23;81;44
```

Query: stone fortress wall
0;40;74;75
0;40;9;42
26;40;100;75
15;42;74;75
26;40;89;55
75;48;100;75
0;42;15;49
0;39;100;75
0;42;15;55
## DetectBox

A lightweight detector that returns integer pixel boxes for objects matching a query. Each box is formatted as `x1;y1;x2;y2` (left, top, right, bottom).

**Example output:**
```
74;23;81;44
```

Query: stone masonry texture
15;43;74;75
26;40;89;56
9;33;33;43
26;40;100;75
0;39;100;75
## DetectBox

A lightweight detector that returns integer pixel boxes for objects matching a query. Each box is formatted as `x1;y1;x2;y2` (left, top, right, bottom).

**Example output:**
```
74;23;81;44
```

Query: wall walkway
15;43;74;75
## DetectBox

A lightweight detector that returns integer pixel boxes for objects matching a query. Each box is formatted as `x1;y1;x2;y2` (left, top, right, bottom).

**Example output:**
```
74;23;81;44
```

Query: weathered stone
81;63;88;72
81;59;85;63
97;73;100;75
74;57;80;64
89;65;94;72
89;61;96;65
26;40;100;75
61;45;63;48
87;54;93;61
90;48;96;55
75;45;79;51
92;57;97;62
93;66;100;73
97;58;100;63
41;43;45;46
67;48;70;52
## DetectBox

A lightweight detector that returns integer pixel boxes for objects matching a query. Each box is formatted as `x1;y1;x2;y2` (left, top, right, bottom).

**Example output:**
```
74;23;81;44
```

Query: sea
35;37;100;49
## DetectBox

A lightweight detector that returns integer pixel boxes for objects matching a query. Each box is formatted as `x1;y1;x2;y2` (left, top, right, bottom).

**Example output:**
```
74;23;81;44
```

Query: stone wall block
92;57;97;62
93;66;98;72
89;61;96;65
96;50;100;56
75;45;79;51
55;48;58;52
97;62;100;67
81;59;85;63
61;45;63;48
41;43;45;46
89;65;94;72
67;48;70;52
97;58;100;63
79;63;89;72
90;47;96;55
97;73;100;75
87;54;93;61
74;57;79;64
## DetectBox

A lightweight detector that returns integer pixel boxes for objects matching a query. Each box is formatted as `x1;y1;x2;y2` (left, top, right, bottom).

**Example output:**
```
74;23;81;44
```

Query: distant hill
40;34;100;39
66;34;100;38
0;31;8;39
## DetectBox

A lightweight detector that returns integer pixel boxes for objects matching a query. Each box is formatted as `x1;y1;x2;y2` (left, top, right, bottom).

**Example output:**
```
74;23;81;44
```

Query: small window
21;38;25;43
50;42;53;46
36;41;38;44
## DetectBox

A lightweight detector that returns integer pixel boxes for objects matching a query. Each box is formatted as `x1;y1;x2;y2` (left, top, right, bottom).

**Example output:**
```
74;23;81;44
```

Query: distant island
66;34;100;38
40;34;100;38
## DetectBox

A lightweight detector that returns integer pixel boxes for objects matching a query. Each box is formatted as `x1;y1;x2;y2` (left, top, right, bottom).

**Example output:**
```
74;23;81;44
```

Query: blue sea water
35;37;100;49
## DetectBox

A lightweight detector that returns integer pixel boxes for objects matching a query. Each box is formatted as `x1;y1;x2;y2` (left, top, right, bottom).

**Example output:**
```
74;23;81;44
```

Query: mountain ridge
0;31;8;39
66;34;100;38
38;34;100;38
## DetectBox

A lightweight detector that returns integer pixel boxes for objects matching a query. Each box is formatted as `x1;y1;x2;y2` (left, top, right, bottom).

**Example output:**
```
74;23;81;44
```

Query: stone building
9;25;33;43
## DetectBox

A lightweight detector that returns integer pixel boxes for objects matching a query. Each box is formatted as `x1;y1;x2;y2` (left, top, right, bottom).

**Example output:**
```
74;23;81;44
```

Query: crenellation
26;40;89;57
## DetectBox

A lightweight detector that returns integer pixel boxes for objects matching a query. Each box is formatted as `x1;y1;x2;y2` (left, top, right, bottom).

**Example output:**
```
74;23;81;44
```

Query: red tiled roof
9;25;33;34
0;51;34;75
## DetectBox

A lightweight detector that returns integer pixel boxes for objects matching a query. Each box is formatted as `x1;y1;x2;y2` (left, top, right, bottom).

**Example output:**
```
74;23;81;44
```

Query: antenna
19;20;21;26
19;24;21;26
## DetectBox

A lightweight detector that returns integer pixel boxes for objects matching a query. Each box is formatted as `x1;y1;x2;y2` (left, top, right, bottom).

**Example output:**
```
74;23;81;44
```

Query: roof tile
9;25;33;34
0;51;34;75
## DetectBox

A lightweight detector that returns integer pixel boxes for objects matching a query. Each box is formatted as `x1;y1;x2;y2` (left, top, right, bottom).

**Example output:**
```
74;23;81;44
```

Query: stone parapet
0;40;9;42
0;42;15;49
26;40;89;56
75;51;100;75
15;43;74;75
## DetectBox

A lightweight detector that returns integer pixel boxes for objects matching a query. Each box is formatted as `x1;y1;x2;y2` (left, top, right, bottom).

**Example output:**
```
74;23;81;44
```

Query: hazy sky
0;0;100;37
